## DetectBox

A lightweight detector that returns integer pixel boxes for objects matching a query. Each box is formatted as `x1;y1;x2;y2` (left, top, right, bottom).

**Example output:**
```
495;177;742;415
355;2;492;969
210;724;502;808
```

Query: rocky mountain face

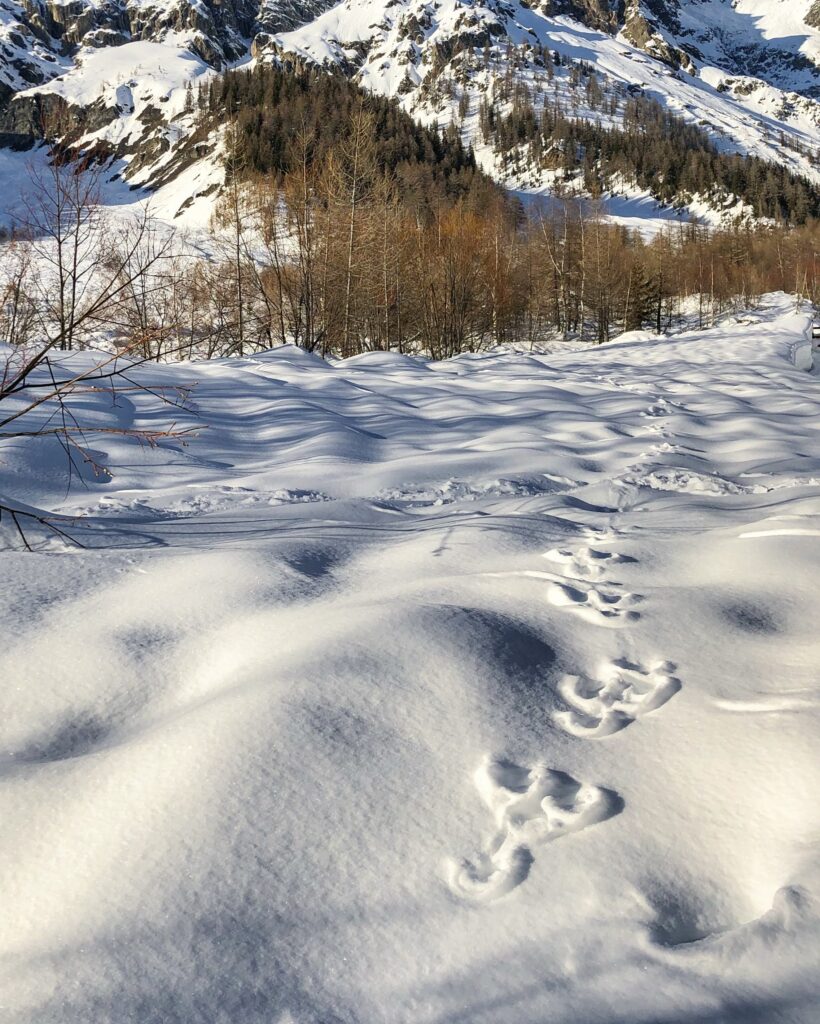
268;0;820;105
622;0;820;95
552;0;820;93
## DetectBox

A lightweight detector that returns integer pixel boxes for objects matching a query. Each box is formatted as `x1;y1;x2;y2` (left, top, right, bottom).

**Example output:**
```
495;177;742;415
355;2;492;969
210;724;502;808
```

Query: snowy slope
625;0;820;95
16;39;211;143
1;295;819;1022
0;0;251;114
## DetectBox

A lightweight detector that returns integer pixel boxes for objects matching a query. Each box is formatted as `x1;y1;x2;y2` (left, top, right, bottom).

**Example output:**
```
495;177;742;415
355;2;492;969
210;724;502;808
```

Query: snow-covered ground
1;296;819;1023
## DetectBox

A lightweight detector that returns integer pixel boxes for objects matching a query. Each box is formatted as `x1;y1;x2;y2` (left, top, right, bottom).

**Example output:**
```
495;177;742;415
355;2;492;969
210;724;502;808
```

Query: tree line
192;95;820;356
2;96;820;361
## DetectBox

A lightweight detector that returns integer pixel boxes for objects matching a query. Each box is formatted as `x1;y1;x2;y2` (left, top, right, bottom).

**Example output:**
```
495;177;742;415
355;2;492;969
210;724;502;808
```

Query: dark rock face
620;1;692;72
12;0;258;57
255;0;338;34
0;88;119;147
0;91;51;146
5;0;336;57
549;0;623;34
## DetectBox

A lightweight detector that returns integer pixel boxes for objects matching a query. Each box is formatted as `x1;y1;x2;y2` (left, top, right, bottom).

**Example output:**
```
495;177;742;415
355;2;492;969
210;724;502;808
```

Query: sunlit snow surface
1;296;819;1023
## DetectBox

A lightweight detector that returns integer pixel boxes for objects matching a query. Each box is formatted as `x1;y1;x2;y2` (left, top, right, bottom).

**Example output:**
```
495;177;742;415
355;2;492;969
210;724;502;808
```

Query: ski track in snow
1;296;820;1023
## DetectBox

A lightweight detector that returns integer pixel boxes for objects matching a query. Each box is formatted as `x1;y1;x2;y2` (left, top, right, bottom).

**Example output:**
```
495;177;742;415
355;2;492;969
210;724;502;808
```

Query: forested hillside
180;67;820;357
479;70;820;223
197;66;493;211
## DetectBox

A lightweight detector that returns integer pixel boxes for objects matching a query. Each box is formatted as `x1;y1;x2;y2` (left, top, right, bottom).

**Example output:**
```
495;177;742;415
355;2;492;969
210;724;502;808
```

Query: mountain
0;0;333;142
269;0;820;186
622;0;820;94
1;0;820;220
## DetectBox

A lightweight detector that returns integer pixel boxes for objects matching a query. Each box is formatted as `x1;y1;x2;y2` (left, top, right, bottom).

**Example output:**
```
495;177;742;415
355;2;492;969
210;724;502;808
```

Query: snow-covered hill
1;295;819;1022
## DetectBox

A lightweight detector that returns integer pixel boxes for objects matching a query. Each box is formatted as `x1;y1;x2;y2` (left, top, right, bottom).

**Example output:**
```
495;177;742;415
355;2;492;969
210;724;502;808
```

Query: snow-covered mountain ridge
0;0;335;143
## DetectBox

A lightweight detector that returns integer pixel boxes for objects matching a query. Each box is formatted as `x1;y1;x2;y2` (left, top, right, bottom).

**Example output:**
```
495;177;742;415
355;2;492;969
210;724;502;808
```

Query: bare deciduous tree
1;151;194;548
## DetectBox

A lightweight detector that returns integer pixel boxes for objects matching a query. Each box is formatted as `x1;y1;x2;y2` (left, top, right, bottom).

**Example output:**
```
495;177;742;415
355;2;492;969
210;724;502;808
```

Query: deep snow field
1;296;819;1024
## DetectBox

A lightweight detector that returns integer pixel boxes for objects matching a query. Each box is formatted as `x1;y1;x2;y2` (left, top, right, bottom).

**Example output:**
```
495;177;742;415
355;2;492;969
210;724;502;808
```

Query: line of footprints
448;539;681;902
543;545;643;627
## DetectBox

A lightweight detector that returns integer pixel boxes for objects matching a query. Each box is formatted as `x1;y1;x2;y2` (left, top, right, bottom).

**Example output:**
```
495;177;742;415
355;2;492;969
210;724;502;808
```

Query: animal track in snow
554;660;681;738
447;757;620;902
543;545;630;580
546;579;642;627
626;468;764;496
642;397;685;418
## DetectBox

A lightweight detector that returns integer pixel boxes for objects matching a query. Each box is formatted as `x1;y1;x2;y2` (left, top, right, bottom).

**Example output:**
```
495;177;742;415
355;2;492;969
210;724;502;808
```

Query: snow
514;185;701;237
1;295;819;1022
672;0;820;93
5;39;228;224
19;40;207;113
13;39;216;185
0;137;223;236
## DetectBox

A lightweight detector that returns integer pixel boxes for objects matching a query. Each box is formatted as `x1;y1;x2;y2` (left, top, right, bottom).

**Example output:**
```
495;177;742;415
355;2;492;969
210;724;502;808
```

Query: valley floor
1;296;819;1023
